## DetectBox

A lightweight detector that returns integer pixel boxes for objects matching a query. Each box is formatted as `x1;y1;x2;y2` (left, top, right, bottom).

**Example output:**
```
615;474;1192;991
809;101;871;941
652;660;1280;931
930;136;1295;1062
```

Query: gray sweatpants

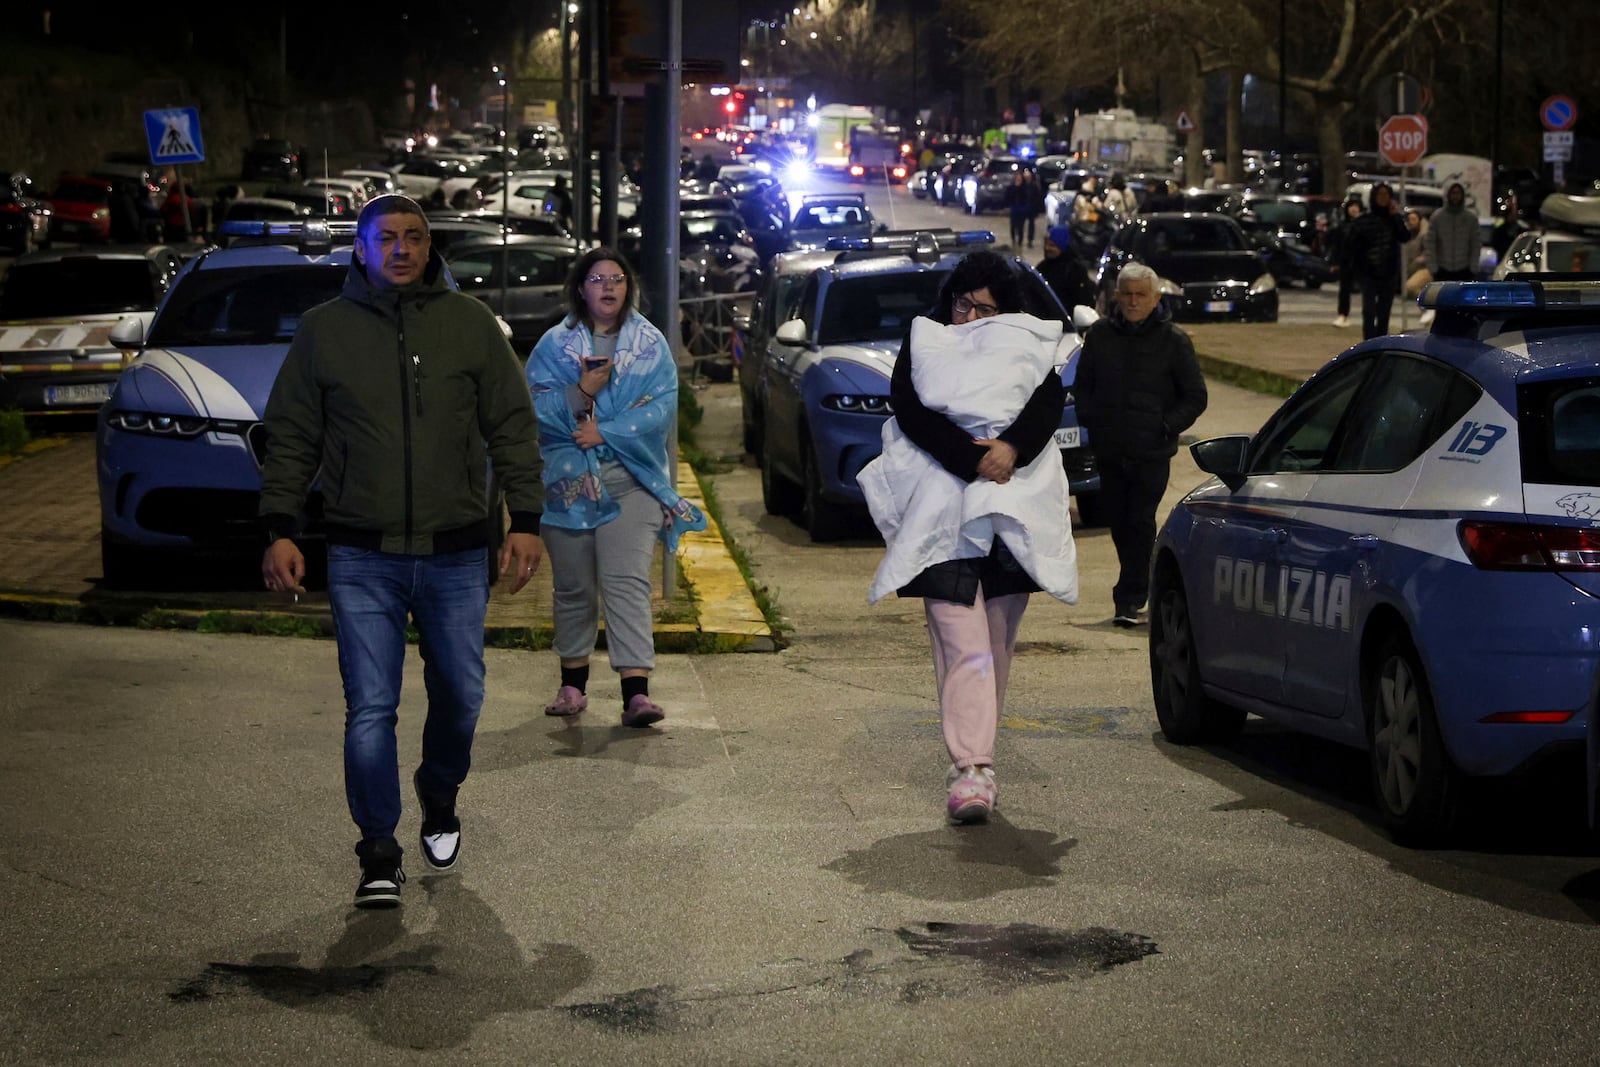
542;465;662;671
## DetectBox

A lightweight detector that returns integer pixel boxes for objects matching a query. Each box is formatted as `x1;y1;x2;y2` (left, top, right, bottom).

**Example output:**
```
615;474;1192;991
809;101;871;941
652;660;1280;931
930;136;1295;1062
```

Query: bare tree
776;1;914;110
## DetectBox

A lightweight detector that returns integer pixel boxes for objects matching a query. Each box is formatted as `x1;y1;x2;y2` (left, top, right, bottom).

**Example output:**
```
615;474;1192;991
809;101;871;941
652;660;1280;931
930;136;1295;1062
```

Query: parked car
1098;212;1279;322
958;156;1032;215
263;185;356;218
241;138;303;182
1151;278;1600;842
785;193;875;252
48;176;116;243
95;221;355;587
754;229;1101;542
0;171;53;254
441;234;582;352
0;244;182;417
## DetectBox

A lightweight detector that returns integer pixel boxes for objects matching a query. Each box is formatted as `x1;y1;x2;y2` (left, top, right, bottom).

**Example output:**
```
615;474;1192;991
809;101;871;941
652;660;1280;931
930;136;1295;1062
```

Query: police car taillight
1458;520;1600;570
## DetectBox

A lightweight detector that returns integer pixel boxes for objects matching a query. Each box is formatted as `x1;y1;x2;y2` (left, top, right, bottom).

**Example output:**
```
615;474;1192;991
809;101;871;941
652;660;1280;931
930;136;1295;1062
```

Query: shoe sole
622;709;665;728
949;799;992;824
354;890;402;909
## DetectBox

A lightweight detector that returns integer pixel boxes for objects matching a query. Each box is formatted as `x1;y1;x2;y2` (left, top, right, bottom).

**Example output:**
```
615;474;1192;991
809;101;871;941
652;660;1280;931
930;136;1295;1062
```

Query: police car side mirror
1190;435;1251;491
775;318;811;348
1072;305;1098;331
110;312;154;350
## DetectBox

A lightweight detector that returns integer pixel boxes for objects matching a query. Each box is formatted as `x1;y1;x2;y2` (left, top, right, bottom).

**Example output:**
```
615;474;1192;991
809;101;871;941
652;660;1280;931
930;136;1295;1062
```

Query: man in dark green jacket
1075;263;1208;628
259;194;544;908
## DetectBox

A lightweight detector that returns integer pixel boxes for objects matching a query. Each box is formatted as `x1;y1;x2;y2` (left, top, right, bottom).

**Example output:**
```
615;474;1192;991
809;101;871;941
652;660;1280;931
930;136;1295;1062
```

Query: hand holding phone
579;355;612;398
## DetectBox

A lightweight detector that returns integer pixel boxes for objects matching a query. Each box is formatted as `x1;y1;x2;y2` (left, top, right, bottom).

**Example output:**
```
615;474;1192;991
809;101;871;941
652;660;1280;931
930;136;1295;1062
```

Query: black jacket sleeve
889;332;987;482
1163;328;1208;439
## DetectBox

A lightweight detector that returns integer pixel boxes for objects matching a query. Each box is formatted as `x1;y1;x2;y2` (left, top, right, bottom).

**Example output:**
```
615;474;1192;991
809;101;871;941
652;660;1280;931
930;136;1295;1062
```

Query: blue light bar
1420;280;1600;311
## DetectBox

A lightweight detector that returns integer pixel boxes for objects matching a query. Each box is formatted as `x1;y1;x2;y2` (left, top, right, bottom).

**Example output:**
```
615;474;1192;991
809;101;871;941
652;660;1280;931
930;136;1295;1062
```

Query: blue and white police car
1150;280;1600;841
96;221;356;587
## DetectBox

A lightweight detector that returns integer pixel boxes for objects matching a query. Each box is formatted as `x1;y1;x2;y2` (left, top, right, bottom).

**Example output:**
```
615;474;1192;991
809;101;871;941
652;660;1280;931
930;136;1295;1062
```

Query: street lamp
495;64;509;318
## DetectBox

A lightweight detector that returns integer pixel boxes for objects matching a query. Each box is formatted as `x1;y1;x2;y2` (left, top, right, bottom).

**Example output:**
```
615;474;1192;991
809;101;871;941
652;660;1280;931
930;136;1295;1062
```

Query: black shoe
354;838;405;909
413;769;461;873
1113;612;1141;628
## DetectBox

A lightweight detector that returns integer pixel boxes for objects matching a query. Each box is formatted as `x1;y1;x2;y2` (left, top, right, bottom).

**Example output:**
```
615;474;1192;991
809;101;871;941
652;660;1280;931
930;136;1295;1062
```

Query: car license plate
1205;300;1234;313
1053;426;1080;449
46;383;113;406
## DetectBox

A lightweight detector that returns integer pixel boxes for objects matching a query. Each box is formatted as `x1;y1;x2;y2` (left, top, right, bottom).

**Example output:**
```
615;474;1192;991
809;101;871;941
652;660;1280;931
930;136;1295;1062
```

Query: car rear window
1520;377;1600;488
1144;218;1250;253
0;259;159;317
817;271;948;345
147;265;347;347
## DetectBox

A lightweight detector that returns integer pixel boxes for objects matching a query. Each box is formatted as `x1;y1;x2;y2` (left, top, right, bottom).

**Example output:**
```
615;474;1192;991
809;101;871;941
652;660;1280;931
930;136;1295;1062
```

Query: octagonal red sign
1379;113;1428;167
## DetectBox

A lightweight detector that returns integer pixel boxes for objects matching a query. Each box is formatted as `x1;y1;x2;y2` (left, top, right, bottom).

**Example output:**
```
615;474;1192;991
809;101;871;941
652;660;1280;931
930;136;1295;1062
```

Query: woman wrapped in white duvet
859;250;1078;825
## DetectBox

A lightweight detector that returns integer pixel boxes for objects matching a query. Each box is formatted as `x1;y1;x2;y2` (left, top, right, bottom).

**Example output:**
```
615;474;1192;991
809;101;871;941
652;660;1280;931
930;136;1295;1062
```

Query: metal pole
1491;0;1503;187
660;0;683;600
1278;0;1287;191
497;66;509;323
578;0;592;245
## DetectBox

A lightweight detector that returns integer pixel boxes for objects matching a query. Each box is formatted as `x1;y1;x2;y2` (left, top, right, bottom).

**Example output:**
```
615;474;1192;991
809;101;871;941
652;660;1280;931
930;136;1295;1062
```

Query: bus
811;104;877;172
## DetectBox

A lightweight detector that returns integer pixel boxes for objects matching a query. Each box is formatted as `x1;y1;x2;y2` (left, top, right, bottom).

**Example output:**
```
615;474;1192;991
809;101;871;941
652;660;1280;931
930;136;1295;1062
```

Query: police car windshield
817;271;948;345
147;265;347;347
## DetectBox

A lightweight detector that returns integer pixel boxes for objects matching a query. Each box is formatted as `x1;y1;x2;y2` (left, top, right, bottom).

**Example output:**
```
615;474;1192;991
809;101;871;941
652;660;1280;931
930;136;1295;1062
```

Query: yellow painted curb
677;461;777;652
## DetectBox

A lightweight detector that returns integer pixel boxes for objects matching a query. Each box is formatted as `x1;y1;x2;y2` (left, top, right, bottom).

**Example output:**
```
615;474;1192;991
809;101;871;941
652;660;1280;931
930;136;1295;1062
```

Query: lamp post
495;65;509;319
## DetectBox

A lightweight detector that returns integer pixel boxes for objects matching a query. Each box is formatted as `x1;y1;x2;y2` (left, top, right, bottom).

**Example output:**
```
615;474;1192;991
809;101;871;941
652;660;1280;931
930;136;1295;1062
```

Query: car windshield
0;260;159;318
1249;202;1310;226
683;216;743;242
146;265;347;346
793;204;866;230
1144;218;1250;253
817;270;949;345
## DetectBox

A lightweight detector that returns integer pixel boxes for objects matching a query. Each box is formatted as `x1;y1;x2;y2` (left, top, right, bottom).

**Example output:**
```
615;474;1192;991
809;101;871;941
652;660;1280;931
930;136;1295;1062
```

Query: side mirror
110;312;153;351
1189;435;1252;491
1072;305;1099;332
775;318;810;347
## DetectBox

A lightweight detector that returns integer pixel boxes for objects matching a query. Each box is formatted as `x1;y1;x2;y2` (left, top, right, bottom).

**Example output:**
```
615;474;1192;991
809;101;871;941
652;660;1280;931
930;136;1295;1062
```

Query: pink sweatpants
923;590;1029;770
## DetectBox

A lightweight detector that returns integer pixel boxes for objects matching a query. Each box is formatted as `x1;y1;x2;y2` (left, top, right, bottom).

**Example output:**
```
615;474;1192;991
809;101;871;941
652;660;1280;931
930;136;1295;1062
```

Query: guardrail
678;291;752;385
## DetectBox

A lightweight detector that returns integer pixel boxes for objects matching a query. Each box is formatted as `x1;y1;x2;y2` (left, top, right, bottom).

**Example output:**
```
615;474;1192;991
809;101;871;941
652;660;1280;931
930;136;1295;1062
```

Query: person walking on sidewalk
527;247;706;729
1346;181;1410;340
860;251;1078;825
1074;263;1208;627
1022;169;1046;246
1420;182;1480;325
1326;197;1363;328
1005;171;1030;248
1037;224;1096;312
259;194;547;909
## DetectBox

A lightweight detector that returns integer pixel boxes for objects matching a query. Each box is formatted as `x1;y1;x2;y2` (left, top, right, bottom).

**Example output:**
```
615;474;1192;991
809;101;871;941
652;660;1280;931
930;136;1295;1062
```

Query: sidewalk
0;438;775;651
0;320;1344;647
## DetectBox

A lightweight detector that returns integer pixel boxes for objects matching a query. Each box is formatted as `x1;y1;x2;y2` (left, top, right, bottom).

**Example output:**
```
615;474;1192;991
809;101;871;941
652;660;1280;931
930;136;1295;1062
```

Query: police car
1150;280;1600;841
96;220;357;587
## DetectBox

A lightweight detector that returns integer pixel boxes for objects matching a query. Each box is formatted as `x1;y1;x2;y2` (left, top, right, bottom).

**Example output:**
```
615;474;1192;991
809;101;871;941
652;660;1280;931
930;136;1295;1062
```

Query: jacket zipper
397;302;414;547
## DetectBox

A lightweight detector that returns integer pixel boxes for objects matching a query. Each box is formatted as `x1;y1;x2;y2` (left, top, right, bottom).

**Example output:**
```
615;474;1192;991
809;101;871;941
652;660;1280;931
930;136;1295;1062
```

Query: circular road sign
1379;113;1428;167
1542;95;1578;132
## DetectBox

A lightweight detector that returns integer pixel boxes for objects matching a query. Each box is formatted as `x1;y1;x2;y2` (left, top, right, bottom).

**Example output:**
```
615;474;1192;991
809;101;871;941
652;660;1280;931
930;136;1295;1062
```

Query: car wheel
800;434;851;543
1149;566;1245;744
741;396;763;459
760;425;802;517
1367;632;1460;843
1305;279;1323;290
100;536;156;591
1073;492;1106;528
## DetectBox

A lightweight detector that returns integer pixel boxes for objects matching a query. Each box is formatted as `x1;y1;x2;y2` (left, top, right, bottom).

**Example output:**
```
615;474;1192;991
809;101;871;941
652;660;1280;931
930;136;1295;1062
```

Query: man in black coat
1037;225;1097;312
1346;181;1411;339
1075;262;1209;627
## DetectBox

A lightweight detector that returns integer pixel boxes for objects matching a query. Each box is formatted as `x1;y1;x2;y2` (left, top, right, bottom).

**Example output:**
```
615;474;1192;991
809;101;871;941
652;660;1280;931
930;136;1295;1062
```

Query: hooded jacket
1424;188;1481;274
259;246;544;554
1074;302;1207;461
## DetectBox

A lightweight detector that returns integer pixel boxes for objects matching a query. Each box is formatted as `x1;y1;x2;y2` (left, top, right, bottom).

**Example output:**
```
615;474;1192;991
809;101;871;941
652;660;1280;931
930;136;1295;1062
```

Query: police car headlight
822;394;893;415
1249;273;1277;294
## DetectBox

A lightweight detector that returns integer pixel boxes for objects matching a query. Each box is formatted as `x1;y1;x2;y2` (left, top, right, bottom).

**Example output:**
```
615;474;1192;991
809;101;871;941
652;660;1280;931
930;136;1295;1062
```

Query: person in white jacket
860;251;1078;824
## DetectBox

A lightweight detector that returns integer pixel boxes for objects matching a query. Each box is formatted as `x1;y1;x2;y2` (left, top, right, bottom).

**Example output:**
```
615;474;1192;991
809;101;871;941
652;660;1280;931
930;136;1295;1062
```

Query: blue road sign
144;108;205;166
1541;95;1577;133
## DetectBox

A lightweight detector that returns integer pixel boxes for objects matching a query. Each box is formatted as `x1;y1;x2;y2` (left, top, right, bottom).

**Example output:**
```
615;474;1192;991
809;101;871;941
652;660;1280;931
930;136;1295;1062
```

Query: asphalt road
6;369;1600;1064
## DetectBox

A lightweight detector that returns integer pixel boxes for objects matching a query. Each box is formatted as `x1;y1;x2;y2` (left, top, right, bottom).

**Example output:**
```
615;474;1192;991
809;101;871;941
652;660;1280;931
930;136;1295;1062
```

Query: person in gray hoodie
1424;182;1481;282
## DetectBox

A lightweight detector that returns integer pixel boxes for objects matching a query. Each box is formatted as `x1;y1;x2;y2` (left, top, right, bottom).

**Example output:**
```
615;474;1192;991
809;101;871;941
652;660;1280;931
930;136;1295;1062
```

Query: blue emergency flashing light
217;219;357;253
824;229;995;253
1420;280;1600;311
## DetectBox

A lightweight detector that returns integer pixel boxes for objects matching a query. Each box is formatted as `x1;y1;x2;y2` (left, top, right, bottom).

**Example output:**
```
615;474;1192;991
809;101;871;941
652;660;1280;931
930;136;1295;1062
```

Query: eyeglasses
952;296;999;318
586;273;627;287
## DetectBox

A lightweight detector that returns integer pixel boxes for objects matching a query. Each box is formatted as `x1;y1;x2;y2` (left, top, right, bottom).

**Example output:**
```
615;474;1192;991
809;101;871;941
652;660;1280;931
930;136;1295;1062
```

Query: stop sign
1379;113;1428;167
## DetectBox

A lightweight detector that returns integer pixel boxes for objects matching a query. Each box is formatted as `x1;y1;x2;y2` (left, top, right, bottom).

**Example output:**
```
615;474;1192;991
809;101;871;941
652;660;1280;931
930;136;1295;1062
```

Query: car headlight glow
822;394;893;415
107;411;237;438
1249;273;1277;294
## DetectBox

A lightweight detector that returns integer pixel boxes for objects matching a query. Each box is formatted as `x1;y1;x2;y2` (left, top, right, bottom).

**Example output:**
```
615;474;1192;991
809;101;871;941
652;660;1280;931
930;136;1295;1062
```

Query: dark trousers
1359;275;1396;340
1009;211;1028;246
1336;268;1354;316
1097;453;1171;614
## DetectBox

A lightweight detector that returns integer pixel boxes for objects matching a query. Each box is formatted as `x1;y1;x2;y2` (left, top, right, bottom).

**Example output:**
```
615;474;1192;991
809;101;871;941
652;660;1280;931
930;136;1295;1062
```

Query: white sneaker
1332;315;1350;328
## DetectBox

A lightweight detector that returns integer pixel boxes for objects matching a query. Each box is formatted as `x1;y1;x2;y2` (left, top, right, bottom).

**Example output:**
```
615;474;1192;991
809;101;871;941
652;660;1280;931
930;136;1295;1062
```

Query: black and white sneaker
1113;612;1140;628
354;840;405;909
414;769;461;873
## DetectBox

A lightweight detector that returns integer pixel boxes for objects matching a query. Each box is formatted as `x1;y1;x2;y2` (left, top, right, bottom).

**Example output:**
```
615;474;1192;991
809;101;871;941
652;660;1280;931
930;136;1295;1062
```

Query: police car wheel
1149;569;1245;744
1367;633;1460;843
801;435;851;543
760;430;802;517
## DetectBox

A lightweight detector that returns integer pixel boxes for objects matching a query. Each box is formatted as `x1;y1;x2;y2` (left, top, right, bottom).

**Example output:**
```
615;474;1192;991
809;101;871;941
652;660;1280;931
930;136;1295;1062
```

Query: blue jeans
327;545;489;844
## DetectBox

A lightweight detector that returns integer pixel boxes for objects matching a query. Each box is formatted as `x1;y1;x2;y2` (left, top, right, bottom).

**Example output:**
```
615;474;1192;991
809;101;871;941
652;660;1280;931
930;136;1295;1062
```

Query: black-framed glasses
953;296;999;318
586;273;627;287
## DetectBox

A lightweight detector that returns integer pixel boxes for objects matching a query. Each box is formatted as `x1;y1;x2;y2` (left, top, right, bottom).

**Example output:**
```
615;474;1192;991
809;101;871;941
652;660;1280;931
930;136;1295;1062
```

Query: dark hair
1370;181;1395;210
932;250;1023;322
563;245;640;327
356;193;429;239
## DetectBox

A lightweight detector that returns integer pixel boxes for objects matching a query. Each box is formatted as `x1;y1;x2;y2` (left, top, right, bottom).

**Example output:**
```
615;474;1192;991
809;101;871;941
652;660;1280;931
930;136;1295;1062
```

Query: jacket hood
342;245;452;314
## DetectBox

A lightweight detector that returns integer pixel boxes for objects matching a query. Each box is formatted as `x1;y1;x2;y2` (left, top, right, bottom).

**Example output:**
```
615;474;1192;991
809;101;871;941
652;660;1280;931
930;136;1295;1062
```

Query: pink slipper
544;685;588;717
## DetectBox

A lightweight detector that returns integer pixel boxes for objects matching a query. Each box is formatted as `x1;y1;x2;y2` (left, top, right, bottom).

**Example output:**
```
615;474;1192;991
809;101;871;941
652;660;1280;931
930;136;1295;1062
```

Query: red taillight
893;166;907;178
1458;520;1600;570
848;165;864;177
1478;710;1577;724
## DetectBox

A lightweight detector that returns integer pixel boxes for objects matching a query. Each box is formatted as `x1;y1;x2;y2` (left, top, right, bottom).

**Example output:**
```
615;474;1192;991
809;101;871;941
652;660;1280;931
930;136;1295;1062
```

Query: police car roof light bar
823;229;995;253
217;219;357;253
1420;280;1600;312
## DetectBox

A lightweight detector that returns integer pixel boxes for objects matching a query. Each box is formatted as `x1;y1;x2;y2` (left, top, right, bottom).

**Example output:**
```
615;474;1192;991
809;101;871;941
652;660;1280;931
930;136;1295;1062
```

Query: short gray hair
1117;262;1159;290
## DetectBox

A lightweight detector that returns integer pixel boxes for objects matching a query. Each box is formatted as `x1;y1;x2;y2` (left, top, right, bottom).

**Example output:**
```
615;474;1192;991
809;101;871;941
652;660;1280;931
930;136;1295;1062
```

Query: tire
1367;632;1460;843
1149;567;1245;744
741;396;762;459
1305;279;1323;291
800;436;852;543
760;425;802;517
100;536;158;591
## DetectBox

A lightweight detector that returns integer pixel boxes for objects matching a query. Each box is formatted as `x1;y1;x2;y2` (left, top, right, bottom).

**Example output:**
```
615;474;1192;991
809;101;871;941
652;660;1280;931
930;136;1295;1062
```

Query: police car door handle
1348;534;1380;551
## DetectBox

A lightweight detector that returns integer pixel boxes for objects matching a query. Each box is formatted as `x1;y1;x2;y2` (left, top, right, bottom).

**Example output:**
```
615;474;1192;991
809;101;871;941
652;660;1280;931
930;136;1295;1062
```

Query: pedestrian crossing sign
143;108;205;166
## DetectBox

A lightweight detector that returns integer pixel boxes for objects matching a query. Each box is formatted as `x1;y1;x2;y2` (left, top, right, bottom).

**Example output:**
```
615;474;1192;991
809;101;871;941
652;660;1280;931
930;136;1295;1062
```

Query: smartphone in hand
583;356;608;371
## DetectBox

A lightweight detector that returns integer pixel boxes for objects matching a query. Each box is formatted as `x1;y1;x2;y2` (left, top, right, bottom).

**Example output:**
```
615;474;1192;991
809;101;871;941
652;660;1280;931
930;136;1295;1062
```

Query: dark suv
241;139;303;182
